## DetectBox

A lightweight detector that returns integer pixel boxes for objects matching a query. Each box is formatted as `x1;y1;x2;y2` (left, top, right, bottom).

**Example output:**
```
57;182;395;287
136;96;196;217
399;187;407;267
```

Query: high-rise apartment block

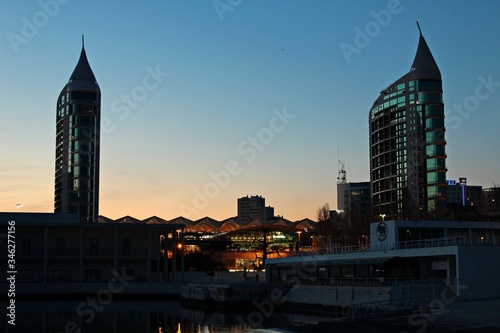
237;195;274;223
369;24;447;220
54;39;101;223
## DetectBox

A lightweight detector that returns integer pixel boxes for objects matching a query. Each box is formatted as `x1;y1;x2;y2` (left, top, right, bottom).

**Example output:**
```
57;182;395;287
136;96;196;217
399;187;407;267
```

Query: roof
68;39;97;84
371;23;441;109
409;22;441;80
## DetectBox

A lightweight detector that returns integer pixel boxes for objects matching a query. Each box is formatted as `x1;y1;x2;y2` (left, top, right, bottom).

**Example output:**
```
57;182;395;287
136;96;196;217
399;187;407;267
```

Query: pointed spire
69;37;97;83
410;22;440;79
416;20;422;36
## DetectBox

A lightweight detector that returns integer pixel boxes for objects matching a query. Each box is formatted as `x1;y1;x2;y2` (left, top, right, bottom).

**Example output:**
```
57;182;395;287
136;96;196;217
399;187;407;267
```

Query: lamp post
297;231;302;251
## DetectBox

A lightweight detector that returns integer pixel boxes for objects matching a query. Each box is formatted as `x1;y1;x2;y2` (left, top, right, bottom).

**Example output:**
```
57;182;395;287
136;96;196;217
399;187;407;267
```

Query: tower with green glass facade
54;39;100;223
369;24;447;221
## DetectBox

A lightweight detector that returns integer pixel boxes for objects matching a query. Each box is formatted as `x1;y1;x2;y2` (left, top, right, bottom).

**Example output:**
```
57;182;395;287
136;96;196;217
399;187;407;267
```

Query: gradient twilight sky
1;0;499;221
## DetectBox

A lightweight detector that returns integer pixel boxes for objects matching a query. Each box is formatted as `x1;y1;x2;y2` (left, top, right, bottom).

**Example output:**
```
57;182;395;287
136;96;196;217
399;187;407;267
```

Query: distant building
337;181;371;228
369;24;447;220
483;186;500;221
446;178;482;208
237;195;274;223
54;38;101;223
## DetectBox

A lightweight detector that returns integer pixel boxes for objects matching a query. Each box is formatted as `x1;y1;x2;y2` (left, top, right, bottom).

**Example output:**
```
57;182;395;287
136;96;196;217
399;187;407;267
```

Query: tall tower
369;23;447;221
54;37;100;223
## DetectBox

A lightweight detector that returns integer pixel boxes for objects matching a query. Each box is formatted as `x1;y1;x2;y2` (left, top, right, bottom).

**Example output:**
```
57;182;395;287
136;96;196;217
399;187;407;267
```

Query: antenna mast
337;147;346;184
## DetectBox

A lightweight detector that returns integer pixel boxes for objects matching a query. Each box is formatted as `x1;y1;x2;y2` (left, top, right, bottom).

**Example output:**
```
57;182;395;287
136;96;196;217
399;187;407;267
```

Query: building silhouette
337;181;371;229
369;23;447;221
54;38;101;223
446;178;482;208
237;195;274;223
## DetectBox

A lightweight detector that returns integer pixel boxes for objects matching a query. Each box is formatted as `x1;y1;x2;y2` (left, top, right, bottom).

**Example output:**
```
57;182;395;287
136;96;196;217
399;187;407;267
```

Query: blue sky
1;0;499;221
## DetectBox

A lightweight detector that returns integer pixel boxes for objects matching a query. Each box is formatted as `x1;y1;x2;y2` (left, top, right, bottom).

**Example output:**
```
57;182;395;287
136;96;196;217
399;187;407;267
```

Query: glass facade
369;31;447;220
54;46;100;223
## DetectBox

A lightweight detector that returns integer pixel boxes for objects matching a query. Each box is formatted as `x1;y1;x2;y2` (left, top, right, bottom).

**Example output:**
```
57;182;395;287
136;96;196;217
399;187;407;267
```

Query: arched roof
115;215;142;224
224;220;305;237
294;218;318;230
169;216;194;225
193;216;219;232
97;215;114;224
219;217;240;232
143;216;169;224
95;215;317;233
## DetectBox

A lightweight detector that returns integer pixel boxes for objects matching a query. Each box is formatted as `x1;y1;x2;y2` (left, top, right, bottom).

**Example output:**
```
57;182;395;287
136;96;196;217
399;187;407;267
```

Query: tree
317;203;330;222
314;203;337;251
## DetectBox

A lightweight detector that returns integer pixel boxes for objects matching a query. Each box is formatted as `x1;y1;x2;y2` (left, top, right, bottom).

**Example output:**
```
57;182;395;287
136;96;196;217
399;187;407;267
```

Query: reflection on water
1;300;422;333
2;301;302;333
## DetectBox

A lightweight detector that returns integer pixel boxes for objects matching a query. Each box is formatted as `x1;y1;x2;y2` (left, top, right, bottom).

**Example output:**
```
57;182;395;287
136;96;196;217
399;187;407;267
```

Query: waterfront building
266;219;500;301
54;38;101;223
237;195;274;223
369;24;447;221
0;213;185;283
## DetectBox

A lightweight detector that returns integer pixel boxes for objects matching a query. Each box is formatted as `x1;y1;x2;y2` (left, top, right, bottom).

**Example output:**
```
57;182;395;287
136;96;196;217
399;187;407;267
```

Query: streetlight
297;231;302;251
380;214;386;222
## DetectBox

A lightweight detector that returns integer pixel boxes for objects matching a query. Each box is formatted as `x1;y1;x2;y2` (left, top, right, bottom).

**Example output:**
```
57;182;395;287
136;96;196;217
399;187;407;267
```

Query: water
2;300;456;333
3;300;319;333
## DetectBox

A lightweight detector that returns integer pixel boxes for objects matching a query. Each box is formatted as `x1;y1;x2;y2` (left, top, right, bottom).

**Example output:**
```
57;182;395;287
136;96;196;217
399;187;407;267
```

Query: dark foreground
293;298;500;333
2;298;500;332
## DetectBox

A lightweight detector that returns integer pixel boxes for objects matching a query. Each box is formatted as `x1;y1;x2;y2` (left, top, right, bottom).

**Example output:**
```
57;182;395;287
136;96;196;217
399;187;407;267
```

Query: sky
1;0;499;222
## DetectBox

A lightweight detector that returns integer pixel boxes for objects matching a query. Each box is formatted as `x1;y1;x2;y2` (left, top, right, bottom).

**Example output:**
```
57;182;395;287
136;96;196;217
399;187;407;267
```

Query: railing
284;235;499;257
188;276;243;285
342;297;429;319
273;276;401;287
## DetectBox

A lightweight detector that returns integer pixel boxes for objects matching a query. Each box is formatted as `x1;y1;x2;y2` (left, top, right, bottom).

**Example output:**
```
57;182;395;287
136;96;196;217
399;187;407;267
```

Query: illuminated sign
376;222;388;242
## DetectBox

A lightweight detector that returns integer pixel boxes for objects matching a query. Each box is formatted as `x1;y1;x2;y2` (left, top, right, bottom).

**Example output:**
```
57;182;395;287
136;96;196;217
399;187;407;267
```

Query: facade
446;178;483;213
54;39;101;223
267;219;500;301
0;213;185;283
483;186;500;221
237;195;274;223
337;181;371;228
369;24;447;221
0;212;312;280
